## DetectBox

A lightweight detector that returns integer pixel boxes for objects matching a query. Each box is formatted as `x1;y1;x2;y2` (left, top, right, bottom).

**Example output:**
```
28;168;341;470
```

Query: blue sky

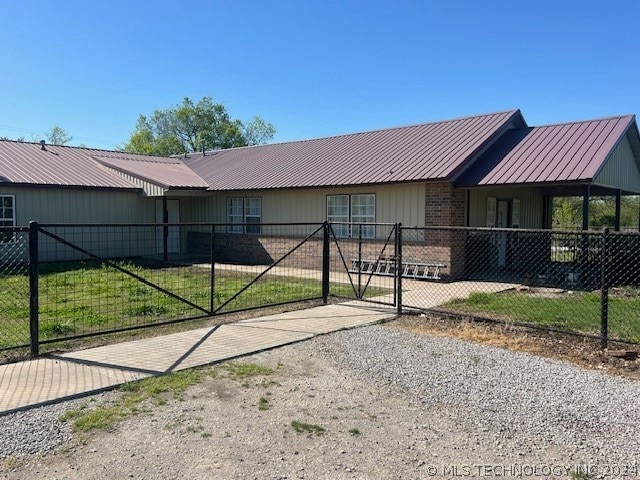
1;0;639;149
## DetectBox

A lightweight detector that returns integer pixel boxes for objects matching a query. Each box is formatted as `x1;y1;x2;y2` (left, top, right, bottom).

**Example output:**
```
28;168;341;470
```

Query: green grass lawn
0;259;379;349
442;290;640;343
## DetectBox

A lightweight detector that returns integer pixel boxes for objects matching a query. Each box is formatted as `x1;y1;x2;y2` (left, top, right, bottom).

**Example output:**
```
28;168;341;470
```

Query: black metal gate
25;222;328;355
329;222;398;308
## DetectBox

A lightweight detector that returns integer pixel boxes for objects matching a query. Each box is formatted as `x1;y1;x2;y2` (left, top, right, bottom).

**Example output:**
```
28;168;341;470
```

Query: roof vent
40;140;47;151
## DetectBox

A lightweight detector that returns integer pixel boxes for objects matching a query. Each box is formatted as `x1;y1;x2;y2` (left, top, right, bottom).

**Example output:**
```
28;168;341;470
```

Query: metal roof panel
184;110;521;190
457;115;637;187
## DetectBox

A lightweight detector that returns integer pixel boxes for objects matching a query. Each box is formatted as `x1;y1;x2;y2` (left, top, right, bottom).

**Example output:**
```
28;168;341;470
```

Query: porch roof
455;115;640;194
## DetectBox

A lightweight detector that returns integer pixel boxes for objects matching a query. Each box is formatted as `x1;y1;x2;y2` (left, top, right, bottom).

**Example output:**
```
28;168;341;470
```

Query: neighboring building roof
0;141;208;192
0;141;138;190
456;115;640;189
93;155;208;189
184;110;525;190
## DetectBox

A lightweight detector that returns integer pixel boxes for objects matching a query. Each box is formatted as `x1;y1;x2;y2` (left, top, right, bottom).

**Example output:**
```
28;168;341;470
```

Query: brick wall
187;232;324;270
187;230;461;281
424;182;466;227
422;182;466;278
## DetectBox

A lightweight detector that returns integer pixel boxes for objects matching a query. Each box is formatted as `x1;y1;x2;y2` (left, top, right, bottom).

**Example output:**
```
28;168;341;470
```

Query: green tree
552;197;582;229
552;195;639;230
122;96;275;156
45;126;72;145
244;116;276;146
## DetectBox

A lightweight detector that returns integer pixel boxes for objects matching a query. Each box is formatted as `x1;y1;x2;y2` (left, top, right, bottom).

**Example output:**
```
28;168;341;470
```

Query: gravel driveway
2;320;639;479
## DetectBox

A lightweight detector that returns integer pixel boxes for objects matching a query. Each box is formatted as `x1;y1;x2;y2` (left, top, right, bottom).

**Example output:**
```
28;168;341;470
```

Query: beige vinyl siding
0;187;157;261
182;194;225;223
468;187;544;228
0;187;154;225
593;134;640;193
185;184;426;227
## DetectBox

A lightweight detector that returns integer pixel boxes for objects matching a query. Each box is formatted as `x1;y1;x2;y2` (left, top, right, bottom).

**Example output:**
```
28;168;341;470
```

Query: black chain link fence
401;227;640;346
0;227;29;352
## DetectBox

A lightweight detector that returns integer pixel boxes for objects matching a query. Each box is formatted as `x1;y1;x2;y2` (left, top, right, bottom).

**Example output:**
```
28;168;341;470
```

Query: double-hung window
327;194;350;238
327;193;375;238
227;197;262;234
0;195;16;243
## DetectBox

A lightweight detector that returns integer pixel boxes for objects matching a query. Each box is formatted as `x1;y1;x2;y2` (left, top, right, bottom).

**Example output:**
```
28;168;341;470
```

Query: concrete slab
0;304;395;415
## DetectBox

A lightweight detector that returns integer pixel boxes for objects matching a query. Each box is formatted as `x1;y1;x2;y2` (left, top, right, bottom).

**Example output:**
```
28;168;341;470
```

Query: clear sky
1;0;639;149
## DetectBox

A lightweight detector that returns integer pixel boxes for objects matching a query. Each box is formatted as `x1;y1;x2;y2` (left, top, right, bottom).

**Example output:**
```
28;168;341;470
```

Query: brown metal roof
0;141;207;190
184;110;524;190
93;155;208;189
456;115;636;187
0;141;138;189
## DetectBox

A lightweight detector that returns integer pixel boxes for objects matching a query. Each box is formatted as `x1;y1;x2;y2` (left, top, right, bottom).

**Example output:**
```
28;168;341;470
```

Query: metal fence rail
1;222;639;358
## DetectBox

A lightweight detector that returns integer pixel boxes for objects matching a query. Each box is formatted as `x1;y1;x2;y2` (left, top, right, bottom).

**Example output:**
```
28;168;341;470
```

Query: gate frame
328;222;399;308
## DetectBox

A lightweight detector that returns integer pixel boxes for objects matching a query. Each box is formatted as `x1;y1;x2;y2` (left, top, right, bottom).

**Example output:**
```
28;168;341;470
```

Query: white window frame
0;194;16;244
227;197;262;234
327;194;350;238
327;193;376;238
244;198;262;234
227;198;244;233
351;194;375;238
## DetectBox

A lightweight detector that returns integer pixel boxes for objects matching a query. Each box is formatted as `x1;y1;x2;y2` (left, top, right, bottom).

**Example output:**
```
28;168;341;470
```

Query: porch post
614;189;621;232
162;196;169;262
542;196;552;229
582;184;590;231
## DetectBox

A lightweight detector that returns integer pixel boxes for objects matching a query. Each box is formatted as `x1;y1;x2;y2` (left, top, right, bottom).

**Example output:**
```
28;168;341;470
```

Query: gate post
210;224;216;314
600;227;609;349
322;222;330;303
357;224;363;299
28;221;40;356
396;223;403;315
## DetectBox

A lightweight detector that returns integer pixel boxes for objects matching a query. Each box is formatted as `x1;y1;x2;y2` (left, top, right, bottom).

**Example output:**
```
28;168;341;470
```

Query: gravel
0;399;79;458
319;326;640;467
2;322;639;479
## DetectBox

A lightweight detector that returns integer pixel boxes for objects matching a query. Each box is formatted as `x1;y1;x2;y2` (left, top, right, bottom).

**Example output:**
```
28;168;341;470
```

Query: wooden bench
349;258;445;280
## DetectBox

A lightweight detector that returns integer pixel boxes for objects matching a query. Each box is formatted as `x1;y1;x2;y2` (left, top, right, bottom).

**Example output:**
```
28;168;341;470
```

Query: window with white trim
327;193;375;238
0;195;16;243
327;194;350;238
227;198;243;233
227;197;262;234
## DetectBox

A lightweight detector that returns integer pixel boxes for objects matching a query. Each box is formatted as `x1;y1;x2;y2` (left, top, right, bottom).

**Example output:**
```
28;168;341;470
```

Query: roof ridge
533;114;635;129
92;153;182;164
0;139;177;160
187;109;521;156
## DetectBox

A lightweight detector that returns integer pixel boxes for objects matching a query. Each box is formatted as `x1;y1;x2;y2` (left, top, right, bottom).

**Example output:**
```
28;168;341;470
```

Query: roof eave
0;181;143;192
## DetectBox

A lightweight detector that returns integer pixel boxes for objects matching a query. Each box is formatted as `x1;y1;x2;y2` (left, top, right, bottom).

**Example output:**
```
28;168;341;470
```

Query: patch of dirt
2;342;536;480
3;315;639;479
393;314;640;381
